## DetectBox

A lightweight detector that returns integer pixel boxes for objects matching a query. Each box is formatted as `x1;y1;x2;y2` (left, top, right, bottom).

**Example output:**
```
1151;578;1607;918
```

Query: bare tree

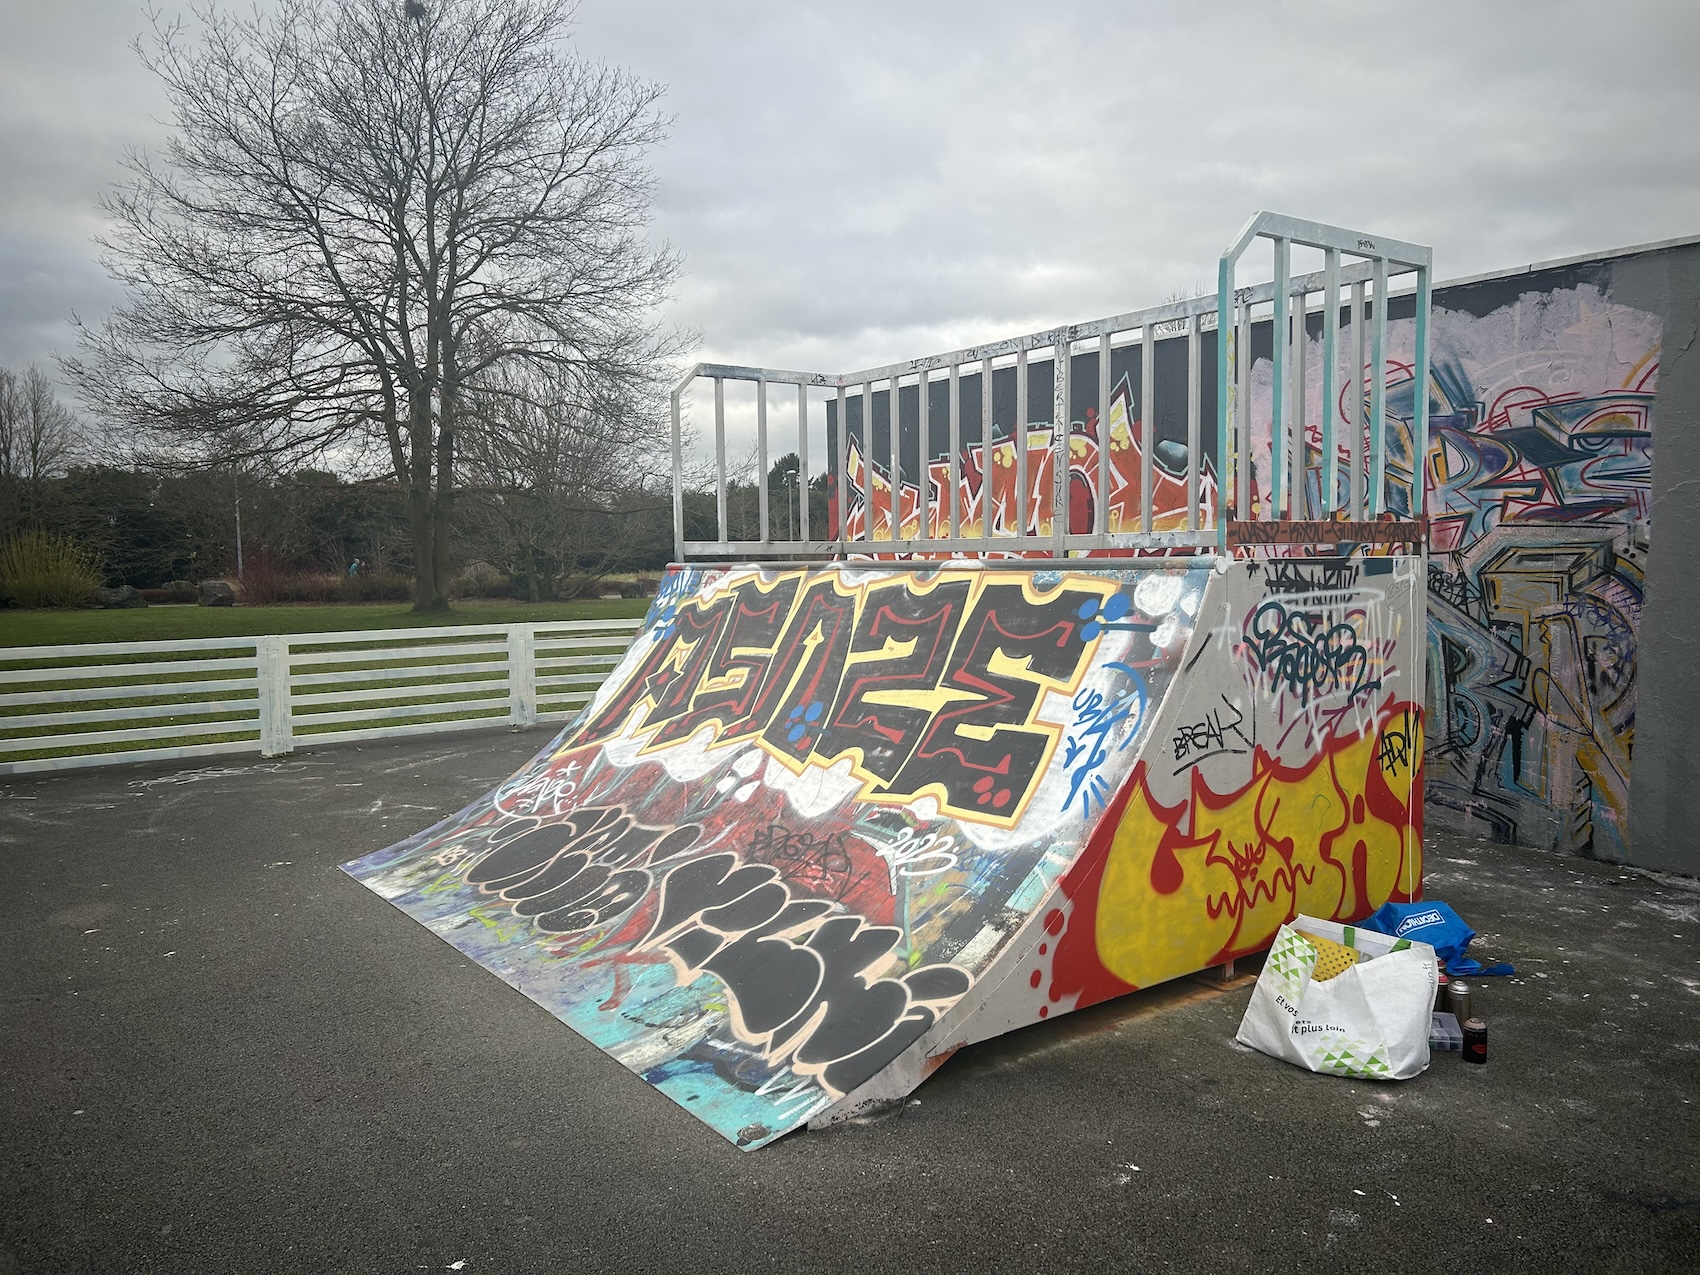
0;365;84;528
457;359;668;597
64;0;682;610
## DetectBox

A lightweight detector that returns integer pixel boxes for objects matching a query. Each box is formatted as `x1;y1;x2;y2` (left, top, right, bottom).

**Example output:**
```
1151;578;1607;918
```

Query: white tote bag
1235;914;1438;1081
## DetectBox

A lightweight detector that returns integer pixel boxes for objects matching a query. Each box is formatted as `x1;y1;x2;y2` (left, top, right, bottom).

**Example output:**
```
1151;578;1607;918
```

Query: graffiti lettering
837;377;1218;547
557;570;1111;826
1260;560;1361;596
641;852;973;1095
1227;519;1425;548
869;827;960;892
1243;600;1379;707
745;823;867;903
492;759;581;819
1064;698;1424;998
1377;709;1412;773
1170;694;1251;772
464;806;702;935
1060;663;1147;818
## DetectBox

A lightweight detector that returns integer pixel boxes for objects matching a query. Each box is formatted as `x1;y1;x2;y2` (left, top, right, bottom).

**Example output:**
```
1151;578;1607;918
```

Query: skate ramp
343;557;1423;1149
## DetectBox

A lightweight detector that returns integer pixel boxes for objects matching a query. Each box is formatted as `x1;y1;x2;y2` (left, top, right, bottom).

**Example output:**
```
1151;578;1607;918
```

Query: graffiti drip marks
641;852;973;1096
563;569;1119;826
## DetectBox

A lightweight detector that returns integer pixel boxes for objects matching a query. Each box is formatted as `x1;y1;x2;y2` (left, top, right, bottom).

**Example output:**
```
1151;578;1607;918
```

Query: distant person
348;558;362;577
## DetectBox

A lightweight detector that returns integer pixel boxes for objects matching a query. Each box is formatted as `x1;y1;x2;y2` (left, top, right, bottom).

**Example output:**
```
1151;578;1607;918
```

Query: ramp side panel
342;562;1208;1149
934;556;1426;1046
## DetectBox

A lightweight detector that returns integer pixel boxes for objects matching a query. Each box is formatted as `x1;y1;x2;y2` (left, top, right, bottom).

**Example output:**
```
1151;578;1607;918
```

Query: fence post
257;636;294;757
509;625;537;728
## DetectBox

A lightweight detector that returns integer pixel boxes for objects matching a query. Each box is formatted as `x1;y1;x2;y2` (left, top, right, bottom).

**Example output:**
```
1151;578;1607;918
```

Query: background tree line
0;357;679;602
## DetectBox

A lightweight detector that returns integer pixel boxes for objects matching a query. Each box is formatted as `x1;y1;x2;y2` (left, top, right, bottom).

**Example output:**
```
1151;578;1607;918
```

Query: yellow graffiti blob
1094;776;1237;990
1094;704;1422;989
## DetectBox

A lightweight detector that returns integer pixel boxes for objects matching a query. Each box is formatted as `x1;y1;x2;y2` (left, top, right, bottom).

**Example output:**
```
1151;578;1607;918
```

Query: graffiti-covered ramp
343;556;1423;1149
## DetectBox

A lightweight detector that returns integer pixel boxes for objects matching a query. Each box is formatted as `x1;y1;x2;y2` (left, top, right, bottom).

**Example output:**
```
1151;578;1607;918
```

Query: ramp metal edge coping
669;211;1432;565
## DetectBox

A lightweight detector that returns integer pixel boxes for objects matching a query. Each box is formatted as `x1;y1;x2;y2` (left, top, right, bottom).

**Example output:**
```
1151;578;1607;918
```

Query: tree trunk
408;384;443;612
425;377;456;613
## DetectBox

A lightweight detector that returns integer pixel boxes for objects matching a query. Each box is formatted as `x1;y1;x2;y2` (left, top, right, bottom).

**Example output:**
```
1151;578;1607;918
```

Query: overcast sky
3;0;1698;394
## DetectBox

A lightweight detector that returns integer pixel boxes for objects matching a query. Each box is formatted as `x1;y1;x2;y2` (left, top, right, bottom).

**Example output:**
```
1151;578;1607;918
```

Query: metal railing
0;619;642;776
670;211;1432;561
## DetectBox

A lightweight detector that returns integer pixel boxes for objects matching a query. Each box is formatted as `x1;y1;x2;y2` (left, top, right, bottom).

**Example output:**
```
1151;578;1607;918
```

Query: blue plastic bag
1358;901;1514;976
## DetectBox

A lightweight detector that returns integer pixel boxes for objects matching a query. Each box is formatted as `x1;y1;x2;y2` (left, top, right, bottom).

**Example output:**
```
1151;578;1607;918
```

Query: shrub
139;586;198;604
450;562;514;599
238;554;413;605
344;571;413;603
0;530;102;609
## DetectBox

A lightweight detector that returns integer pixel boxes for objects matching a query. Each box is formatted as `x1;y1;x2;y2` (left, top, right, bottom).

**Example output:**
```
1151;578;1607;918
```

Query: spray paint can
1435;970;1450;1013
1463;1017;1488;1064
1446;978;1473;1026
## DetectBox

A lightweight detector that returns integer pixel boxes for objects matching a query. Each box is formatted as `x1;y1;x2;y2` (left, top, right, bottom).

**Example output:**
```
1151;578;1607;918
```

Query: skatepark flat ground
3;732;1697;1274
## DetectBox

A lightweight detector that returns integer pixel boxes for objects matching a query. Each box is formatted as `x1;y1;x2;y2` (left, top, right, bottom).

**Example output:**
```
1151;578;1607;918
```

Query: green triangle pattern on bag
1268;931;1316;987
1314;1038;1393;1078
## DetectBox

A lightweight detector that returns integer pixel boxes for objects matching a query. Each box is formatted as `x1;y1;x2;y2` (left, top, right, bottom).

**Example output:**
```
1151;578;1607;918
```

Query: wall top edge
1436;232;1700;293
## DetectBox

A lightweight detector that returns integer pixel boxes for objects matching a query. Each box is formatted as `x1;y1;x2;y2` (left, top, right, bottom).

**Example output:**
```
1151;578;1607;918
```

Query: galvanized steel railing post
981;357;995;550
1270;236;1289;520
670;388;685;560
1216;255;1232;552
1186;314;1200;533
797;383;810;545
1351;279;1367;519
1236;303;1251;521
1321;248;1340;516
1413;264;1432;519
916;372;929;545
1052;338;1069;553
1096;332;1112;537
860;381;872;545
713;377;728;546
756;376;770;546
947;364;962;539
1292;287;1307;517
1140;321;1154;535
834;384;847;550
889;376;902;543
1015;349;1030;540
1369;256;1389;515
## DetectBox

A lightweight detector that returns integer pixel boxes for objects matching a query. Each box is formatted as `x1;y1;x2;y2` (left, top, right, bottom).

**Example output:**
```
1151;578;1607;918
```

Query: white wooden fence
0;619;643;776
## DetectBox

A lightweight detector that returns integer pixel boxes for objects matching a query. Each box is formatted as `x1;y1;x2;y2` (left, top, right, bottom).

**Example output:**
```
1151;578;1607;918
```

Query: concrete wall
1408;241;1698;874
1618;244;1700;874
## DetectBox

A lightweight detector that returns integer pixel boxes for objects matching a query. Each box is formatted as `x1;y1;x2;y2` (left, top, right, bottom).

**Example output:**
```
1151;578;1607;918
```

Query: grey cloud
2;0;1696;410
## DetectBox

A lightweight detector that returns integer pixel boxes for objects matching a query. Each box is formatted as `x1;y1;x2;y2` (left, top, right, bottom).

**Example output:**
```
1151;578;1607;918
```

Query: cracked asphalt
2;732;1697;1273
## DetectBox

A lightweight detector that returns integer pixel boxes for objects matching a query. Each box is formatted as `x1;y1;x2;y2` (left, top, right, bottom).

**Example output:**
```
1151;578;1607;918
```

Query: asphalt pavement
3;732;1697;1273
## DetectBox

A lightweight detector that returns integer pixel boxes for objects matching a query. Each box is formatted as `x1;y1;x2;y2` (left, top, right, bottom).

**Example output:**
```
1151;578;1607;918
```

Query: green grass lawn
0;597;653;649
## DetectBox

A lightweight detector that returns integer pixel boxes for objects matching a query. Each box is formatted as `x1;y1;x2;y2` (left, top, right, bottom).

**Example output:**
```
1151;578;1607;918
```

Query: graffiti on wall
1236;284;1656;858
345;562;1205;1148
839;377;1217;548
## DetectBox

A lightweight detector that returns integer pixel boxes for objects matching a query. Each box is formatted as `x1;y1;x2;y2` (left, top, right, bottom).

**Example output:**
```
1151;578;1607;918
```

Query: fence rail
0;619;643;777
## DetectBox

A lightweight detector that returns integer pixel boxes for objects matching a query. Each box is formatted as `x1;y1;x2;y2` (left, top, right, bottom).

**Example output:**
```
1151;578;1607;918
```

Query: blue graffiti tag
1060;661;1147;818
